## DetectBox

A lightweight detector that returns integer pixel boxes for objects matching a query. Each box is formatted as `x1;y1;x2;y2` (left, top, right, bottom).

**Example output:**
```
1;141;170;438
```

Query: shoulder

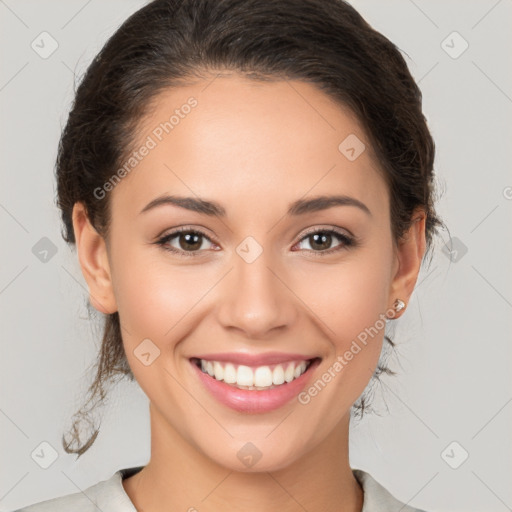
353;468;429;512
13;466;143;512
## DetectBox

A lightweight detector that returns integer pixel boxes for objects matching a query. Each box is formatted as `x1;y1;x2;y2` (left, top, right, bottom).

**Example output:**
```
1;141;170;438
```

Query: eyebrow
139;194;371;217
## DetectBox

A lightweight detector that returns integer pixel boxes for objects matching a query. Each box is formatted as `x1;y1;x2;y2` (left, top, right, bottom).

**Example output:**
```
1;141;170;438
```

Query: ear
72;202;117;315
387;208;427;318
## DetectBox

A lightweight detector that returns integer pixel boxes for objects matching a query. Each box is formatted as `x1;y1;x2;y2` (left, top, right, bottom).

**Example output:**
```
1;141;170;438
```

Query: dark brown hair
56;0;444;457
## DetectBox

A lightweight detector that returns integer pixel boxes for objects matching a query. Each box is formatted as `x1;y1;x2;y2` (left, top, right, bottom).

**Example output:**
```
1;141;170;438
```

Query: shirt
14;466;428;512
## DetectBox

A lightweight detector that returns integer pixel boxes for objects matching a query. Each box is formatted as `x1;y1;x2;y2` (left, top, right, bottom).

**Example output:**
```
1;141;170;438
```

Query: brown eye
307;232;334;251
295;228;355;255
176;232;203;251
156;228;216;257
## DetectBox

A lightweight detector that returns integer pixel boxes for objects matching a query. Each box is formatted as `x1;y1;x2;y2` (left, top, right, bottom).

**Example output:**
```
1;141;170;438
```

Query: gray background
1;1;511;511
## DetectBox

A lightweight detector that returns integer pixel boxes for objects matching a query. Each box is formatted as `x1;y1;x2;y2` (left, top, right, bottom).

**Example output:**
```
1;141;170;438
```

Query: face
73;73;425;472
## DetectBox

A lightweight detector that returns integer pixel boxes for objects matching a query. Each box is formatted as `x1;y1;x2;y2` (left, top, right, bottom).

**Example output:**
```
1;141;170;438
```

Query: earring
393;298;406;313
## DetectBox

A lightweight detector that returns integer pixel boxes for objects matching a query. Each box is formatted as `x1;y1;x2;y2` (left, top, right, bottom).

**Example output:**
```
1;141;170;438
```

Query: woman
16;0;442;510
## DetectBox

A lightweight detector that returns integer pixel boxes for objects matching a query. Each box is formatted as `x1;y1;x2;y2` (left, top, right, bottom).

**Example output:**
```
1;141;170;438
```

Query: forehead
110;74;388;221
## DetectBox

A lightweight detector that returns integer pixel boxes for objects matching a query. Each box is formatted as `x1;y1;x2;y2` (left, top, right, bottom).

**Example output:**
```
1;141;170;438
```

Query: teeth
197;358;310;389
213;361;224;381
273;365;285;385
285;363;295;383
294;364;304;379
223;363;237;384
237;365;254;386
254;366;273;387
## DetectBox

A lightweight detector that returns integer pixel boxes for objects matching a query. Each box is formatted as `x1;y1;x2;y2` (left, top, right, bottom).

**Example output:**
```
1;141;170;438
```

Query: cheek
298;250;392;342
290;254;391;426
110;245;214;348
292;244;393;395
111;257;210;395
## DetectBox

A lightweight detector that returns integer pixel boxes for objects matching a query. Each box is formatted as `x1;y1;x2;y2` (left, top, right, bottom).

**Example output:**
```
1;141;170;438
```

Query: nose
216;248;298;339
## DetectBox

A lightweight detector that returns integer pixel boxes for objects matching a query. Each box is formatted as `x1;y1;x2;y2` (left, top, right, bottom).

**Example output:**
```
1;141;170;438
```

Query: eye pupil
180;232;202;251
310;232;332;250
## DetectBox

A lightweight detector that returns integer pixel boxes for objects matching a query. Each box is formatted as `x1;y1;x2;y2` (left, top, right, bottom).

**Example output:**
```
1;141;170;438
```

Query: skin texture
72;73;426;512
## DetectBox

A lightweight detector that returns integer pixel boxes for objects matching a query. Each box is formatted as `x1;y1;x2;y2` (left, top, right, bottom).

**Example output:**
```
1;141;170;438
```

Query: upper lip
191;352;319;366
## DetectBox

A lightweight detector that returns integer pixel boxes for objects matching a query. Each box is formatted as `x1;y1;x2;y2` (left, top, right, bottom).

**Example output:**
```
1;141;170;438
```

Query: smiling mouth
190;356;321;391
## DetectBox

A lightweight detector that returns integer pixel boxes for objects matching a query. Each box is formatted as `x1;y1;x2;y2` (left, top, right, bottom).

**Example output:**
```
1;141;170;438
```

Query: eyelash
154;226;357;259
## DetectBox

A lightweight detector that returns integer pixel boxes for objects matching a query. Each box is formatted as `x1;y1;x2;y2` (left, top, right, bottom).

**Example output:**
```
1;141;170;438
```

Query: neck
123;403;364;512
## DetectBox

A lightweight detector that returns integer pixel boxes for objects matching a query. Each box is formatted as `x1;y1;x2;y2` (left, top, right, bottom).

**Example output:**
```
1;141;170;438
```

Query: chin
198;437;307;473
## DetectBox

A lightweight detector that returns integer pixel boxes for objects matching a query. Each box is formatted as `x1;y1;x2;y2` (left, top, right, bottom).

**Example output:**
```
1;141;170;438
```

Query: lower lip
190;358;321;413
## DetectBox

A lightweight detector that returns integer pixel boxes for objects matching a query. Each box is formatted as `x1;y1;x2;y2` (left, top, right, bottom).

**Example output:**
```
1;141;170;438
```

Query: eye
293;227;355;256
155;227;217;258
155;226;357;258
